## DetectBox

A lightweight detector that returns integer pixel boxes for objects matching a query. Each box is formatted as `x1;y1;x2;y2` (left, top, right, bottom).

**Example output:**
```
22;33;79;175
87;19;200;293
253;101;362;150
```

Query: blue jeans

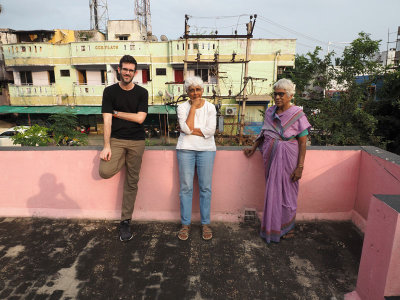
177;150;216;225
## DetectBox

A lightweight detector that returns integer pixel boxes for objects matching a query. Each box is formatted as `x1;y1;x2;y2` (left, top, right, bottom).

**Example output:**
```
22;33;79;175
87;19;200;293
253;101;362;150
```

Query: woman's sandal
202;225;213;240
178;225;190;241
281;231;295;240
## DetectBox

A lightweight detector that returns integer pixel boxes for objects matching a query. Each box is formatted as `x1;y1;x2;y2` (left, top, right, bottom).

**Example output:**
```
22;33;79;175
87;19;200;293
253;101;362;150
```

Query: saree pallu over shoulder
258;105;311;243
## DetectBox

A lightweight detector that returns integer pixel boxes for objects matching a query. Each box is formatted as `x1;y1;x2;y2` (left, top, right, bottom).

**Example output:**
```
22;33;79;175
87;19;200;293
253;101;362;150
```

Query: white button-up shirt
176;100;217;151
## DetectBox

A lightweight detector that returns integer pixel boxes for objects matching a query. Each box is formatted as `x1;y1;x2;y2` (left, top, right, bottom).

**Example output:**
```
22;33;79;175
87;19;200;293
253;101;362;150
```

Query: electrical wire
188;14;251;20
257;15;345;51
191;23;247;30
257;26;316;49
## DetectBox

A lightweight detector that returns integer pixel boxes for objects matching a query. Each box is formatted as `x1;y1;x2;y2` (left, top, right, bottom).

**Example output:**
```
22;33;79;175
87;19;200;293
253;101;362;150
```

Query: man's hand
100;146;112;161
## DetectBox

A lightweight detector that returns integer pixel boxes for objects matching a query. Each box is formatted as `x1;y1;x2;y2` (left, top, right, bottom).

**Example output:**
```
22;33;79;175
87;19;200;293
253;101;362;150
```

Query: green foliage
11;125;52;146
293;32;384;147
288;47;336;96
365;68;400;154
336;32;383;83
49;113;88;146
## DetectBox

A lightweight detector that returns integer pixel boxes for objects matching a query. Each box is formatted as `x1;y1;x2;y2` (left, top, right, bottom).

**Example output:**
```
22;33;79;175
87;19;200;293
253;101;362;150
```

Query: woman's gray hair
273;78;296;96
184;76;204;92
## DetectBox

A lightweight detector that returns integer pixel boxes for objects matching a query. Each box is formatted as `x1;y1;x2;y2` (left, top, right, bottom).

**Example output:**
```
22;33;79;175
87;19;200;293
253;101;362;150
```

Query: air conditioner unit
225;107;237;116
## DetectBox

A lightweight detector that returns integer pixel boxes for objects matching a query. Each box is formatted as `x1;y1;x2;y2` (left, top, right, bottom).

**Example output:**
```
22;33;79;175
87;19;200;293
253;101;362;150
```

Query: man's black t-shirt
101;83;148;140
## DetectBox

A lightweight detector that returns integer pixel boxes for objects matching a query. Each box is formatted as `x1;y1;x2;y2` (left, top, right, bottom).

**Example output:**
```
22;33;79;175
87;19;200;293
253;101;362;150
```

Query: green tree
48;113;88;146
365;68;400;154
292;32;383;146
11;125;52;146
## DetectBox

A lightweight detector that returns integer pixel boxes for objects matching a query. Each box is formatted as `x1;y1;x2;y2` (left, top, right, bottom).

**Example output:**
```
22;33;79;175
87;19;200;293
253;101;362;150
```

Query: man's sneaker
119;219;133;242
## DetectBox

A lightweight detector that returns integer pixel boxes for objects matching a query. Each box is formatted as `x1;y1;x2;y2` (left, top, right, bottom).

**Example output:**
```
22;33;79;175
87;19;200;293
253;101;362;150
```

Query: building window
177;44;179;50
130;44;135;50
119;36;128;40
48;70;55;84
60;70;70;77
193;43;199;50
77;70;87;85
20;71;33;85
174;70;184;83
81;45;86;51
101;70;106;84
156;68;167;76
195;69;209;83
21;46;26;52
142;69;151;84
188;43;191;50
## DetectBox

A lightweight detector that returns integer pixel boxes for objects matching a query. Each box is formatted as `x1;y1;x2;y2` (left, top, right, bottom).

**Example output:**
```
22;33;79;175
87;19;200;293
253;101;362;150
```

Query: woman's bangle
297;164;304;168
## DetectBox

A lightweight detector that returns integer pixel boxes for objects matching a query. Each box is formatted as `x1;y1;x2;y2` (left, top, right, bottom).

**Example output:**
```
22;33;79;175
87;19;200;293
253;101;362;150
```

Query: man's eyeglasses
121;68;135;73
273;92;286;98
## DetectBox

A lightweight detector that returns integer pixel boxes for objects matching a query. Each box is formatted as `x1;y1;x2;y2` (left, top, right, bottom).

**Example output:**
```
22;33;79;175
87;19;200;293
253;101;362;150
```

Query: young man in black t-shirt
99;55;148;242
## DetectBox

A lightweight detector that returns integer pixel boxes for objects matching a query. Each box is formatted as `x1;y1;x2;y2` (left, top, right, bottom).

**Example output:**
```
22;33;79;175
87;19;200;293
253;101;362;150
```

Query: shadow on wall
27;173;80;216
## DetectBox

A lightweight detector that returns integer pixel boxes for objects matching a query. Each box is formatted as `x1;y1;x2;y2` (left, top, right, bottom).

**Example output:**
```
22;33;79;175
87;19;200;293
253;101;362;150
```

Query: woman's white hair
184;76;204;92
273;78;296;96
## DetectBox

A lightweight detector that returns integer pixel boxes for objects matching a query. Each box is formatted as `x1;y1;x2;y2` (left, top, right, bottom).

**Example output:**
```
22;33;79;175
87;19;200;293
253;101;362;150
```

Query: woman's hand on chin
190;98;203;108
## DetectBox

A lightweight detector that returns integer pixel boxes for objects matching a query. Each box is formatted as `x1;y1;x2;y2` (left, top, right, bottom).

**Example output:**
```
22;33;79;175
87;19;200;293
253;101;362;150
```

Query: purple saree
258;105;311;243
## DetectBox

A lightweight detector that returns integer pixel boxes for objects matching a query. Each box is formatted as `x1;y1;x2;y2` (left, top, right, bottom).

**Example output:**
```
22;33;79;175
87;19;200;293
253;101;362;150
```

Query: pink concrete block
356;152;400;221
349;195;400;299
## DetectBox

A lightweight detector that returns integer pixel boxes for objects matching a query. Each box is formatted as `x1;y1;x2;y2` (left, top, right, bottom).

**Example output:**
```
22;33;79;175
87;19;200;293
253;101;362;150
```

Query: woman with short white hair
176;76;217;241
244;78;311;243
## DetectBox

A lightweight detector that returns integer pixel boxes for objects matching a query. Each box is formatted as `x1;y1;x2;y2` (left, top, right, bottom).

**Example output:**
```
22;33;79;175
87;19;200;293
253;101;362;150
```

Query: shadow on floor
0;218;363;299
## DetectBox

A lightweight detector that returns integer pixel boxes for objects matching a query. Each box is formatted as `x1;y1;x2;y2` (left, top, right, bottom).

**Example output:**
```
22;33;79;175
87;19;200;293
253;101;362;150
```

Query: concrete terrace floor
0;218;363;300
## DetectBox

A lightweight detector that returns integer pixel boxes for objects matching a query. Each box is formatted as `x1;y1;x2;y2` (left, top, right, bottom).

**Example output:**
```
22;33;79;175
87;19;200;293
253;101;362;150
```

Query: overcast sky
0;0;399;56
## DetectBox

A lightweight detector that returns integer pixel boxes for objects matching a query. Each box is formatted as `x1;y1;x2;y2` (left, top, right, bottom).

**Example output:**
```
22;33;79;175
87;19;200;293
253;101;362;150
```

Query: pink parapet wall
0;146;399;226
345;194;400;300
355;150;400;229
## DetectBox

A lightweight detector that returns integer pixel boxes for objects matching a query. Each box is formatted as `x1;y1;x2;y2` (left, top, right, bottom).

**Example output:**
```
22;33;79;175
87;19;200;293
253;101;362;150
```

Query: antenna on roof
135;0;152;38
89;0;109;34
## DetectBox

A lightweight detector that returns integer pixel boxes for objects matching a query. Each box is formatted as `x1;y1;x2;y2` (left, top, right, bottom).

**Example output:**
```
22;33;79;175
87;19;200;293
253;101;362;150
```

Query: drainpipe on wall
273;49;281;83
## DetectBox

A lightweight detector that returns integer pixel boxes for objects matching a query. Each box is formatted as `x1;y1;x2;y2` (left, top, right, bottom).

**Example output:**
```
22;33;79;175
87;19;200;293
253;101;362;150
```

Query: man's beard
121;74;133;84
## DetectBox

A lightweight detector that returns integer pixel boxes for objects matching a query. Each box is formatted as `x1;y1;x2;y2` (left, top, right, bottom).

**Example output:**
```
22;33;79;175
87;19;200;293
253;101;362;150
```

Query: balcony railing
9;84;56;97
73;84;105;97
167;83;217;98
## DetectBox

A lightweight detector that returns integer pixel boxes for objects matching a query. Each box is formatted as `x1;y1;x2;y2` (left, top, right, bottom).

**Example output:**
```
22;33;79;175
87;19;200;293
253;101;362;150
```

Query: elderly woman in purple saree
244;79;311;243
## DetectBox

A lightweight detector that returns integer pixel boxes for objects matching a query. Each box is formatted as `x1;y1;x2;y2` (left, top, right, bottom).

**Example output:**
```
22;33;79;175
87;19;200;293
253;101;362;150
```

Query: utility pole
182;14;257;140
238;16;256;145
184;15;189;80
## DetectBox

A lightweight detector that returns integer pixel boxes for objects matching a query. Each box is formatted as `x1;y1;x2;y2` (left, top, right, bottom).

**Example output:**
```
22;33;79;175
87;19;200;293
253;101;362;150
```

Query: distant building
374;48;397;67
0;21;296;134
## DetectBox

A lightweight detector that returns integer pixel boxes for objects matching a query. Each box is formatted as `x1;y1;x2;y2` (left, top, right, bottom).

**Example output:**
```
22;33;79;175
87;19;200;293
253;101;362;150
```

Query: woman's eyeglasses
273;92;286;98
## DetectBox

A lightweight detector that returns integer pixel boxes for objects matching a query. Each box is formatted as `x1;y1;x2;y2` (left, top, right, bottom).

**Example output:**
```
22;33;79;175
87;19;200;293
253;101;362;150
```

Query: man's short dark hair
119;55;137;69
